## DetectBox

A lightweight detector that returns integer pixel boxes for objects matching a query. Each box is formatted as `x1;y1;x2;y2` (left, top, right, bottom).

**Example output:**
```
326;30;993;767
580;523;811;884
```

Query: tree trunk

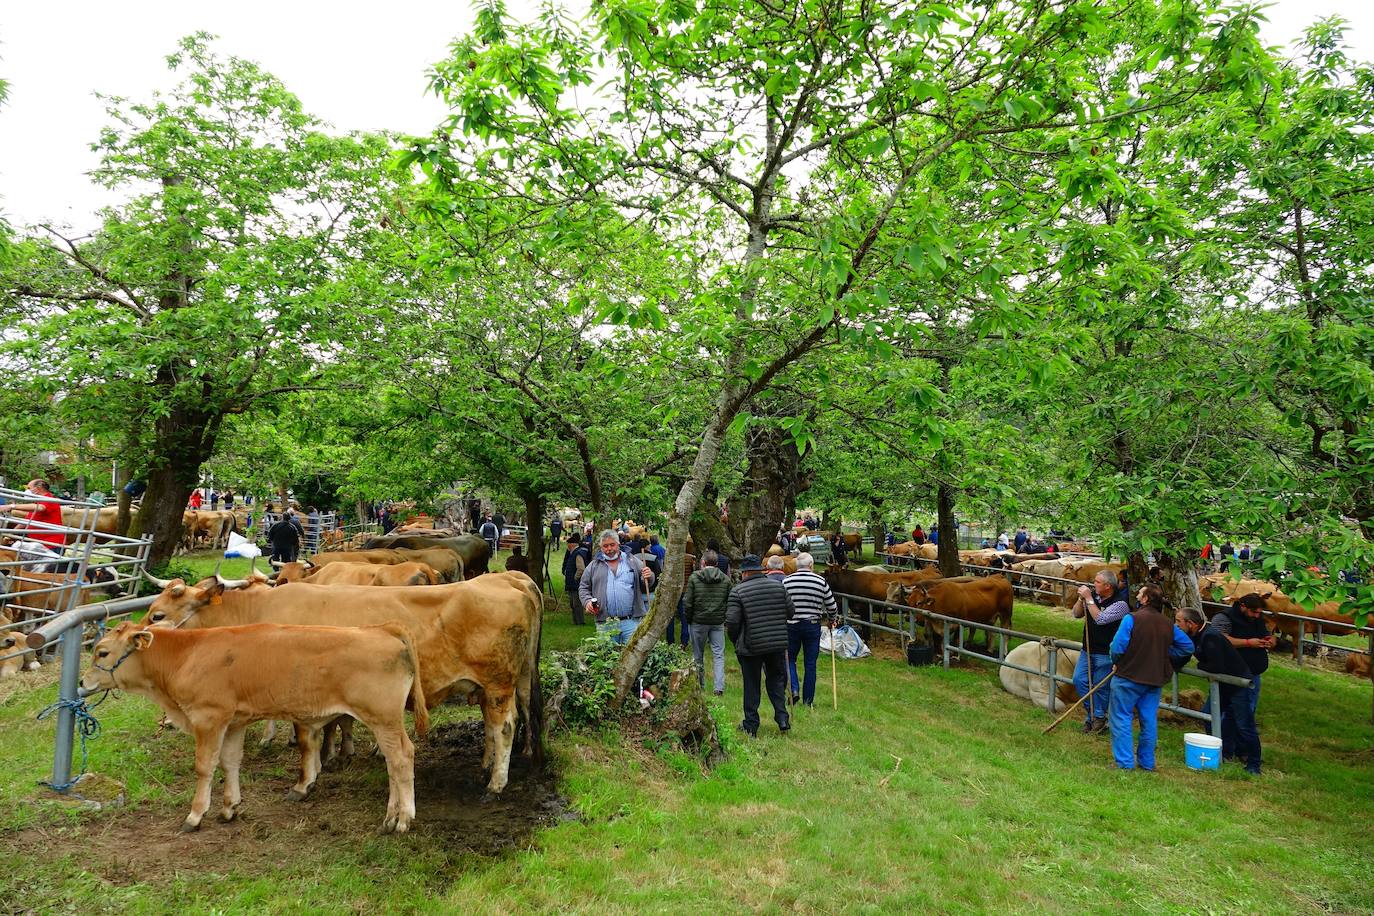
614;394;739;704
690;508;739;563
730;423;802;556
355;499;369;528
519;487;548;592
1157;549;1202;612
135;387;221;569
936;482;960;578
114;464;133;538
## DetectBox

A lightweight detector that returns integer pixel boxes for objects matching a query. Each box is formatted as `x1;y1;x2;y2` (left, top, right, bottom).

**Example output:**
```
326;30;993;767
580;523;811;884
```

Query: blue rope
36;693;105;792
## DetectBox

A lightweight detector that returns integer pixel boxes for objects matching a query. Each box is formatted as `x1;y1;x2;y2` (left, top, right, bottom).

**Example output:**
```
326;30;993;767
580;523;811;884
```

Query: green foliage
543;634;691;729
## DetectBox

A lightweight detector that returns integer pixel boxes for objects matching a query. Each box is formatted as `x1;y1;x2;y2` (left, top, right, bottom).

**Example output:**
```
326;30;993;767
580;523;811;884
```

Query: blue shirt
602;554;637;618
1110;614;1194;663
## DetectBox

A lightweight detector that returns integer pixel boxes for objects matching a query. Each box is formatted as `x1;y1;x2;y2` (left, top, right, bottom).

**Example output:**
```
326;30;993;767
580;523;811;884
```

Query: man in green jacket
685;550;732;695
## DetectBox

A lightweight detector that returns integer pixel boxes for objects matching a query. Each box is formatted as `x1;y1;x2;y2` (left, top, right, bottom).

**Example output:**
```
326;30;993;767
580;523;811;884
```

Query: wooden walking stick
1044;668;1116;734
830;618;839;709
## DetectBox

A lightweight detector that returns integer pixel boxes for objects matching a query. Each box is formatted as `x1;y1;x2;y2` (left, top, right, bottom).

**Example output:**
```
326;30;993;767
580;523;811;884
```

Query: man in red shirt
2;478;67;549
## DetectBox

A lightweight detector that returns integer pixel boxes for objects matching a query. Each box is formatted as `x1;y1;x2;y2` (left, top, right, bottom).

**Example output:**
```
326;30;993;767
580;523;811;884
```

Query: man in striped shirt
783;552;838;707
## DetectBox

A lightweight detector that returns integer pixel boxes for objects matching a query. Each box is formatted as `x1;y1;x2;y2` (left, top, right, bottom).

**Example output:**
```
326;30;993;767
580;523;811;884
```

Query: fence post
1208;680;1222;739
48;623;86;791
1297;620;1305;667
1047;647;1058;715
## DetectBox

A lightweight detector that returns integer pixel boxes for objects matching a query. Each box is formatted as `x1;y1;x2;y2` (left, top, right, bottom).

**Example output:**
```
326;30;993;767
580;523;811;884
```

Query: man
224;491;235;511
783;552;837;707
1209;592;1273;768
1108;585;1194;770
647;534;666;570
911;524;925;545
1071;570;1131;734
765;554;787;581
929;525;939;546
505;545;529;575
778;529;794;555
479;514;499;555
706;538;731;576
726;555;793;737
549;513;564;557
684;550;731;696
561;534;591;624
829;532;848;567
492;510;507;538
1175;605;1260;774
579;530;655;645
267;510;302;564
1014;526;1029;553
209;490;220;511
0;479;66;551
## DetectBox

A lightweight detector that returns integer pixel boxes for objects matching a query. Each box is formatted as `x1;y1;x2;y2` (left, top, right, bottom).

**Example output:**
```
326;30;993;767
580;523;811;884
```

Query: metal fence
258;511;339;555
874;550;1373;667
833;590;1251;736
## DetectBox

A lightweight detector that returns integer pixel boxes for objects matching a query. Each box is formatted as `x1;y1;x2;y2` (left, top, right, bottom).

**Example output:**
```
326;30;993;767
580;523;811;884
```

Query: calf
897;576;1014;654
82;621;428;834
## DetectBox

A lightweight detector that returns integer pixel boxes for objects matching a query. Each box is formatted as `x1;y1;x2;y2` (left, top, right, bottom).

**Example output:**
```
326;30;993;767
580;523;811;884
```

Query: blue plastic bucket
1184;733;1223;770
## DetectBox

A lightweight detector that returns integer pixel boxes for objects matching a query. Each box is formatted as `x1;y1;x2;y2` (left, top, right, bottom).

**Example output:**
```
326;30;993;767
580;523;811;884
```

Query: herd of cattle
5;513;1371;832
7;530;548;834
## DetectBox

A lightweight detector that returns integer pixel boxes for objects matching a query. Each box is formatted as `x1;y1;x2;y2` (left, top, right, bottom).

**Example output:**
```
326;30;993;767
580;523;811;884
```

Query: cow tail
385;622;429;739
528;576;545;767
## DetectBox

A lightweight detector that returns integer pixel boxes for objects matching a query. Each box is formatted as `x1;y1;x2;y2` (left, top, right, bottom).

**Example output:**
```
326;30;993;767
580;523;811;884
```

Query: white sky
1;0;1370;232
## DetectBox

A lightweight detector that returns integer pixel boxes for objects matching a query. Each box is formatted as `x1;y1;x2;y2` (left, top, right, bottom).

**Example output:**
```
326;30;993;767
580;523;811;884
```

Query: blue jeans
787;620;822;705
1219;674;1262;772
1109;677;1161;770
1073;652;1113;722
600;617;640;645
664;597;690;647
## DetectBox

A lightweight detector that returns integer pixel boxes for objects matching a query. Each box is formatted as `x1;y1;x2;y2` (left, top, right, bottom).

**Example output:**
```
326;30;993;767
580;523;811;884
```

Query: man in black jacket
1176;606;1260;774
267;512;302;564
561;534;591;624
726;555;794;737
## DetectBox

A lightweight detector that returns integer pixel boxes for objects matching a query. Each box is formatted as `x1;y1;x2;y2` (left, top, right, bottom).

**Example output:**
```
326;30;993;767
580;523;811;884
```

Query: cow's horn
142;569;175;589
215;573;252;590
269;559;285;568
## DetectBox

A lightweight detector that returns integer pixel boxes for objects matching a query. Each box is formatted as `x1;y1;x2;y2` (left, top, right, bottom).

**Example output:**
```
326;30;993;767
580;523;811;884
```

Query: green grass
3;558;1372;913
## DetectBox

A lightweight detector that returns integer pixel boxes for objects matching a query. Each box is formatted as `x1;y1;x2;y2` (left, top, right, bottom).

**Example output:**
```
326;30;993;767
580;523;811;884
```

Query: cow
895;576;1014;654
81;620;427;834
362;534;491;578
1201;574;1356;659
841;532;863;559
1000;641;1080;711
299;561;441;588
1;567;119;622
822;566;944;634
1054;561;1128;608
1345;653;1371;679
1;618;39;677
60;506;120;536
140;569;542;795
293;547;462;583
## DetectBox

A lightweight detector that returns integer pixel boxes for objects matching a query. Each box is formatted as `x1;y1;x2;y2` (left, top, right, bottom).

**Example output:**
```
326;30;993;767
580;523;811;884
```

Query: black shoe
713;690;724;697
737;724;756;737
778;719;791;734
1091;718;1110;735
790;693;800;706
1081;720;1095;734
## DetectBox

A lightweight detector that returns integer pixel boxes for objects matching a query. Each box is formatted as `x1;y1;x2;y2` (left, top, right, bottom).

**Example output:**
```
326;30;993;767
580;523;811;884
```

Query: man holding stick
1071;570;1131;734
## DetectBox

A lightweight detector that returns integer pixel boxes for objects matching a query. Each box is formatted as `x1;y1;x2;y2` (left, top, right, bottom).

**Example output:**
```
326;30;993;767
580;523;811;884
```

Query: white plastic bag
224;531;261;559
820;624;871;659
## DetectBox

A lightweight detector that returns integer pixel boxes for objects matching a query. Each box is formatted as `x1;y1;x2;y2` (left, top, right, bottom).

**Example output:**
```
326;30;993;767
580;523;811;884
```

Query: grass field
2;551;1372;913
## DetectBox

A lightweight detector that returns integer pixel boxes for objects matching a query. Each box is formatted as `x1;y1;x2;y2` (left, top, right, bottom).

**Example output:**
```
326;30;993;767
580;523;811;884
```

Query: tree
418;0;1272;702
1;35;392;566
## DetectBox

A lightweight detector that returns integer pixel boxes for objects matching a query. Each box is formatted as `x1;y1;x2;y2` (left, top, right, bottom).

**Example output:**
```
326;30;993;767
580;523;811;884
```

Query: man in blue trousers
1108;584;1194;770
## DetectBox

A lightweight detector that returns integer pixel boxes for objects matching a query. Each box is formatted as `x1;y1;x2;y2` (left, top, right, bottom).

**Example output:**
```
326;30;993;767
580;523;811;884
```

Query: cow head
886;582;914;605
143;578;226;627
82;621;154;691
904;585;935;610
271;562;313;585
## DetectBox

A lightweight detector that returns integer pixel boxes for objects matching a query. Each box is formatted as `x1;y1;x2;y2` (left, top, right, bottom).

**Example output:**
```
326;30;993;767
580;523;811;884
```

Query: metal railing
874;550;1373;667
834;590;1252;736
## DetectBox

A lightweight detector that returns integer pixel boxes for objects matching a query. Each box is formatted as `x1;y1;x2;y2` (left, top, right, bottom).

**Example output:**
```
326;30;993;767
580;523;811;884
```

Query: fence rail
833;590;1251;735
875;551;1372;665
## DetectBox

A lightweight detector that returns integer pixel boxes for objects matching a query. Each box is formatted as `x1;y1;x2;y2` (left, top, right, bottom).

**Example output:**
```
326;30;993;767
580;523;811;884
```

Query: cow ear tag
211;594;224;605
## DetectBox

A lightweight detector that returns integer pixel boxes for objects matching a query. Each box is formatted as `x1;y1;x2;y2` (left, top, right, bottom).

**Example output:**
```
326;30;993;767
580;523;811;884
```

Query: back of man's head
796;552;815;571
702;550;718;568
766;555;785;571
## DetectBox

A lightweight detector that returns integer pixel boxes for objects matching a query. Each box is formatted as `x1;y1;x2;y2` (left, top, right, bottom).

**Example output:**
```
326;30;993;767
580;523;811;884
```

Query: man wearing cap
726;554;794;737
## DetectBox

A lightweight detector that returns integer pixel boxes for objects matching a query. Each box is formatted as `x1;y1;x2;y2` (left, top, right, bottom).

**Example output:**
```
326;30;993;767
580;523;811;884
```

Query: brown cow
896;576;1014;653
303;561;441;587
822;566;944;633
141;570;542;795
297;547;462;583
361;534;490;578
1345;653;1371;679
1;617;39;678
2;568;118;622
82;621;427;833
1201;574;1356;659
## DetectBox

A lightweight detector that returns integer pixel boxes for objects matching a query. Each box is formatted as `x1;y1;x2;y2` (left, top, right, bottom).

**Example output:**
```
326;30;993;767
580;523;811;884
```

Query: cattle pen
830;590;1251;736
874;550;1374;671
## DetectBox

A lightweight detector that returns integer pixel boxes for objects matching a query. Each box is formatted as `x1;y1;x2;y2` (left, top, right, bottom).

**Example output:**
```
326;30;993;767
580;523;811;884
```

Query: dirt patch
5;719;572;885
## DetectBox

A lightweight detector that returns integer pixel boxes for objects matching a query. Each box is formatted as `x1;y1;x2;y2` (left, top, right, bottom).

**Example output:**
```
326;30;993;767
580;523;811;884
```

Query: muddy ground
6;719;572;886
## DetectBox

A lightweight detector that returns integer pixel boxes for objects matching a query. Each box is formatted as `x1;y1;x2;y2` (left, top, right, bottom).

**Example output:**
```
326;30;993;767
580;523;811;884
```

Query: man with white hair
579;529;655;645
765;554;787;581
782;552;838;707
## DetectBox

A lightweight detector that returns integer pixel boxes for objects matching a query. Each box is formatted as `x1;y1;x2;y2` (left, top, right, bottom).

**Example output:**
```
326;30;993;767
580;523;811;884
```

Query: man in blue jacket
1108;584;1194;770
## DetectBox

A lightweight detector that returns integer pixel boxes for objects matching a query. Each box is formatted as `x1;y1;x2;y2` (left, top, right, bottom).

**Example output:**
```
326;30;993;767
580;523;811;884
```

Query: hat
739;554;764;572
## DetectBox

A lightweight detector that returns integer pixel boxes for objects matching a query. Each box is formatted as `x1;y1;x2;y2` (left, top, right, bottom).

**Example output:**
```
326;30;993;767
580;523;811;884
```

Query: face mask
602;546;619;558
